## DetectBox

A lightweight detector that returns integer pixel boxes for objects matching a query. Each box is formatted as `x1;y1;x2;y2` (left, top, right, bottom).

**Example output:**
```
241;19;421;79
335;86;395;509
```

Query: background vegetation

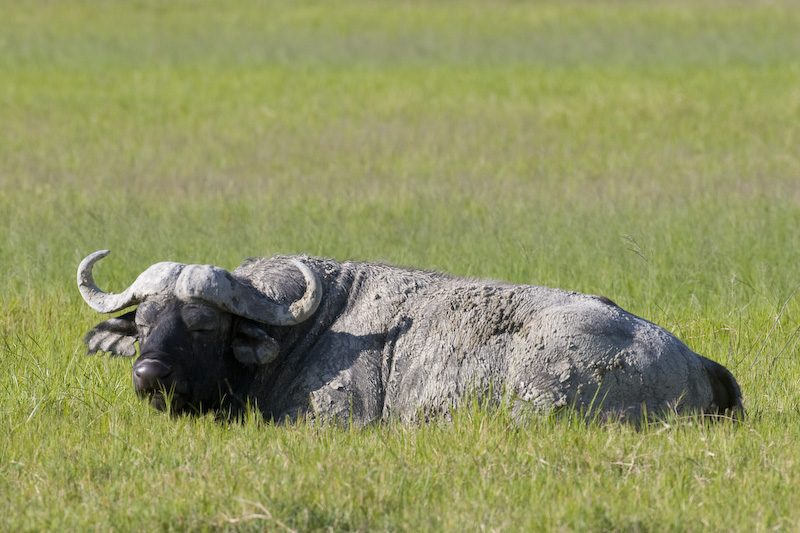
2;0;800;530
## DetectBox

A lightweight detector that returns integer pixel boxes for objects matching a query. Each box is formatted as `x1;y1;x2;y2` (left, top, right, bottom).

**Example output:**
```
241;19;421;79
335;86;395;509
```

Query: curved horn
77;250;187;313
175;260;322;326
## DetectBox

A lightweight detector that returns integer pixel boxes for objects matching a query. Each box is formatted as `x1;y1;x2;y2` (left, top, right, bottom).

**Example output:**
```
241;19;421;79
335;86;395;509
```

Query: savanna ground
2;1;800;530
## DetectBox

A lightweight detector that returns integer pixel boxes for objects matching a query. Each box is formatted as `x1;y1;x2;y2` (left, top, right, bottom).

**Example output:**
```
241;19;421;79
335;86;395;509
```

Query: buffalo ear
84;310;138;357
233;322;280;366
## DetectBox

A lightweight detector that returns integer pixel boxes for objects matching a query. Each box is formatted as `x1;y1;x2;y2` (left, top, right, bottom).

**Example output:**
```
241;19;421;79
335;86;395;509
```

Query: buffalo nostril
132;359;172;392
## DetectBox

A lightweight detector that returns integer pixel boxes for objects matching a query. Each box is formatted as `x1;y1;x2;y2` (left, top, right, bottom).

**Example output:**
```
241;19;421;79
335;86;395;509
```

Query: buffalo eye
181;305;221;338
135;301;162;339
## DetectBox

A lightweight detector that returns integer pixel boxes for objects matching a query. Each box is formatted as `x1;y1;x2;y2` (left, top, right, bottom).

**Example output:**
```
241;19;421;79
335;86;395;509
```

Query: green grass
2;0;800;530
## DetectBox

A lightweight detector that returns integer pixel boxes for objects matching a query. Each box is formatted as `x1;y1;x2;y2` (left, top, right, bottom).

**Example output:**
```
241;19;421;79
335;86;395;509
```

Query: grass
2;0;800;530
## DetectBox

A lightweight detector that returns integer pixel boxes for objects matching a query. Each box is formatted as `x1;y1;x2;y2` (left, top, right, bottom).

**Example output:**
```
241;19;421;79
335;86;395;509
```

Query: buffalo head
77;250;321;414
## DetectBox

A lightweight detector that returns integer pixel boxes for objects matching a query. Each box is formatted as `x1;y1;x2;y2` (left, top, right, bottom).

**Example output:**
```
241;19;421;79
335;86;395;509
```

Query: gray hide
230;256;742;423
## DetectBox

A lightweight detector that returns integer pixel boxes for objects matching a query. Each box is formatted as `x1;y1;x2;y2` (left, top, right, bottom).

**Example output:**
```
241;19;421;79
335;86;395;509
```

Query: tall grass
2;0;800;530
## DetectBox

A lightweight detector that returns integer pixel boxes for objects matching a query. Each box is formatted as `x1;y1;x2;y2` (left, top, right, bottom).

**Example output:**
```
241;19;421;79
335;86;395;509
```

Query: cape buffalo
78;250;743;422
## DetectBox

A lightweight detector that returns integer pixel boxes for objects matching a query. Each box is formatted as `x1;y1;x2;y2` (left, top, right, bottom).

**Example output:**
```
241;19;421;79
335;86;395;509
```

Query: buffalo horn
78;250;322;326
175;260;322;326
77;250;187;313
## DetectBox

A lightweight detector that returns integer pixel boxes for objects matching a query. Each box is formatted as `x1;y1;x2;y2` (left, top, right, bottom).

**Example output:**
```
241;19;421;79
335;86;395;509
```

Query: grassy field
2;0;800;530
